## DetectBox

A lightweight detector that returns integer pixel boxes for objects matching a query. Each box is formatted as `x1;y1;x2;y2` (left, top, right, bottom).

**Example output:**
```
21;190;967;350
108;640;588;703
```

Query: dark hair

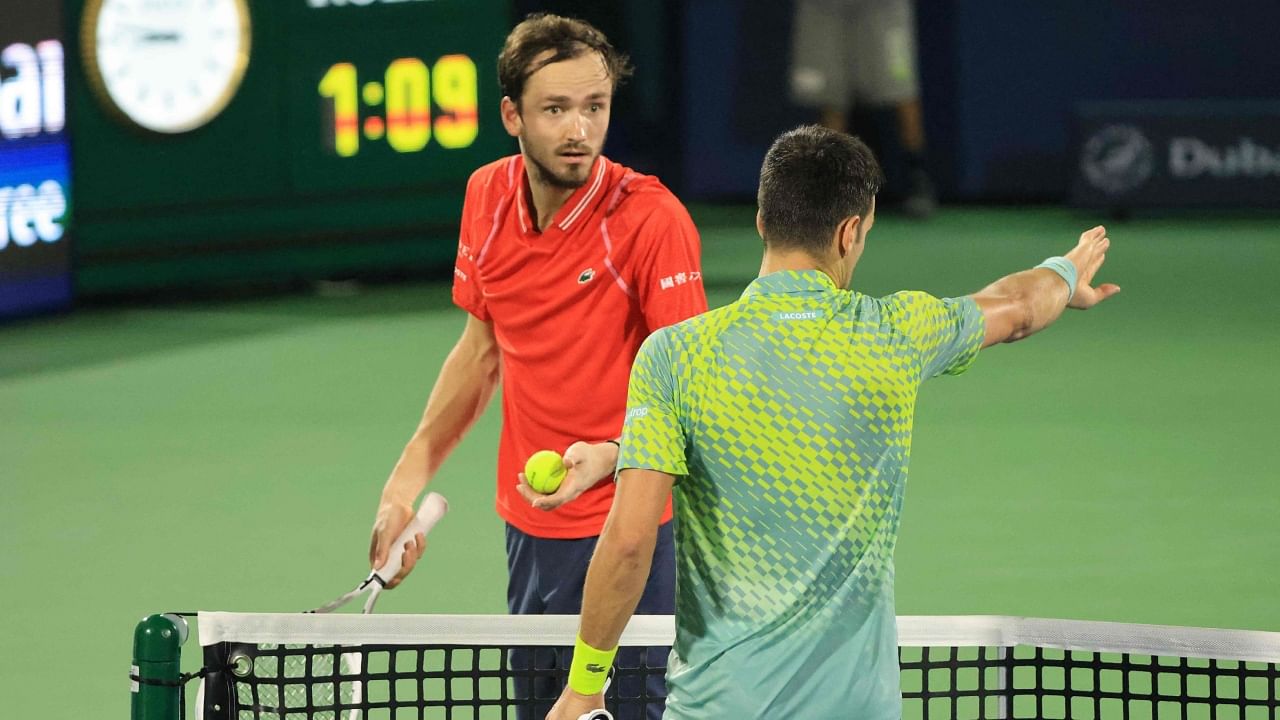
757;125;884;255
497;13;633;108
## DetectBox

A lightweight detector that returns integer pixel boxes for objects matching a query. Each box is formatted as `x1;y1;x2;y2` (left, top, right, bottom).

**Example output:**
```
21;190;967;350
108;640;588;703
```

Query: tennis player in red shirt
367;14;705;720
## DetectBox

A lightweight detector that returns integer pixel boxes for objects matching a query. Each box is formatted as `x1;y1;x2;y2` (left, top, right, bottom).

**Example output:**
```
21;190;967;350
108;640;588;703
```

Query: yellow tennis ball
524;450;566;494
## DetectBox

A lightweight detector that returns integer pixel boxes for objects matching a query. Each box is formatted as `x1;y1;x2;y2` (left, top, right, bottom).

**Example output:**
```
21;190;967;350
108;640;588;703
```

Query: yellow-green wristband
568;634;618;695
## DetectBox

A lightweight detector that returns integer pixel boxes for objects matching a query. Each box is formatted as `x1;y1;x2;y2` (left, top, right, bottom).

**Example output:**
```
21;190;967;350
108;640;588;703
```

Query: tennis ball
524;450;566;494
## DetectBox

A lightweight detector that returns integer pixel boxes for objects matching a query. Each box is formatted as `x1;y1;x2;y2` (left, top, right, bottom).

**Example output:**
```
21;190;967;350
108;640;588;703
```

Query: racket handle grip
577;712;612;720
374;492;448;584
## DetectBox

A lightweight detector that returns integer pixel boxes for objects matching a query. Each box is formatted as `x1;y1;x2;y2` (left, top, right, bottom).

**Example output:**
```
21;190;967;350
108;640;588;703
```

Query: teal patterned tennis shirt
618;270;985;719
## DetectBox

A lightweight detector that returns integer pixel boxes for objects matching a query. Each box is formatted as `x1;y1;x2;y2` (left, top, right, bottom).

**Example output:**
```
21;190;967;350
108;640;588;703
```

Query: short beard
526;152;590;190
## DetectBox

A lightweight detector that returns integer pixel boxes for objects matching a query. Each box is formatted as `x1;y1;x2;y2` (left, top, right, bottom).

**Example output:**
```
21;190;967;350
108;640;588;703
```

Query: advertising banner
1073;101;1280;210
1;3;72;317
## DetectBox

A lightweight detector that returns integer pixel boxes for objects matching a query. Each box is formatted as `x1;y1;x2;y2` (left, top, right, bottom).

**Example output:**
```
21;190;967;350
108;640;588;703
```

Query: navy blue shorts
505;521;674;720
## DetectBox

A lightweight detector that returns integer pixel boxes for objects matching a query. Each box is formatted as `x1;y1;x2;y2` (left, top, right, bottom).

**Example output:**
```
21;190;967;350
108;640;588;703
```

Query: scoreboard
67;0;512;295
285;7;489;194
1;3;72;317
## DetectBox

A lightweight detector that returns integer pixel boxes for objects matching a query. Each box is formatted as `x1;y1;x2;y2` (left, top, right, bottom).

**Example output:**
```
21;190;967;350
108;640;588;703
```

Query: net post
131;613;188;720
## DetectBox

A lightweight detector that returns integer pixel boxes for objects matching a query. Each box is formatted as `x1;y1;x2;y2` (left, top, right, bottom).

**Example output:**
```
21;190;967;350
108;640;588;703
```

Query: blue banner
1;9;72;319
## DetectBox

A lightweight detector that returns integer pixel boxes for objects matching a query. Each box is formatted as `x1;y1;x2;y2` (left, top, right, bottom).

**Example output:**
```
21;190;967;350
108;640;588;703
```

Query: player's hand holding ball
517;441;620;511
524;450;567;493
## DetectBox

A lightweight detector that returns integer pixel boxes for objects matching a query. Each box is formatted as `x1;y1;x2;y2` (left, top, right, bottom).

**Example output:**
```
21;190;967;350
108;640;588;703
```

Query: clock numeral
318;54;480;158
431;55;478;150
385;58;430;153
318;62;359;157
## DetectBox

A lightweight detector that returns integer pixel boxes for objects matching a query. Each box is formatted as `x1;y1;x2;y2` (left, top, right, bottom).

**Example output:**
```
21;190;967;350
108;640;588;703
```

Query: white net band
196;612;1280;663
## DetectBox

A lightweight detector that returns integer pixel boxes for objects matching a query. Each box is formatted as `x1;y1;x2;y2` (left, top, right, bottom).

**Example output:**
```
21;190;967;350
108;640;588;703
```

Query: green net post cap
132;615;186;720
133;614;185;662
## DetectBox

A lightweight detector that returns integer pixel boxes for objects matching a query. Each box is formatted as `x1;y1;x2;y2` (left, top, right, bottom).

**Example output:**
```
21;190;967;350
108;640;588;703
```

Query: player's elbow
600;521;656;567
978;291;1035;346
475;342;501;383
1004;293;1036;342
610;530;653;563
456;322;501;381
609;544;648;576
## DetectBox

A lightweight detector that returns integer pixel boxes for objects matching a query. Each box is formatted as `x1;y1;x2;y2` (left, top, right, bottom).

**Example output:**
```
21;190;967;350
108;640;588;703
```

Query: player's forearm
975;227;1118;347
578;520;656;651
381;333;500;505
577;469;674;648
972;267;1071;347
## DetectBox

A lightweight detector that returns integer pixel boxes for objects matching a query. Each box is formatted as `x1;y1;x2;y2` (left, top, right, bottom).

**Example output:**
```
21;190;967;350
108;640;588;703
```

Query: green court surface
1;206;1277;718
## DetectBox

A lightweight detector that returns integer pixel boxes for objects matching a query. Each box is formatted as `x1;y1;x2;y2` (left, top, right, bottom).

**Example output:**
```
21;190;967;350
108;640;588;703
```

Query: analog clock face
83;0;251;134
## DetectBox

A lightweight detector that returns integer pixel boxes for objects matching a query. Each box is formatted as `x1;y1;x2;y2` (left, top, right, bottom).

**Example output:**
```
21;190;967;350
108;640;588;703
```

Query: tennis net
145;612;1280;719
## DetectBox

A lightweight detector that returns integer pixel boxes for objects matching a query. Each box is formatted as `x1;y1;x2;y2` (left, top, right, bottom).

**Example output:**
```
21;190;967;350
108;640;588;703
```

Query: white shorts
790;0;921;107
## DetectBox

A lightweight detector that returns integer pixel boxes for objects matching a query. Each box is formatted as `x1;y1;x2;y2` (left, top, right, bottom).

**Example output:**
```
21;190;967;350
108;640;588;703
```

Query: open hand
1064;225;1122;309
516;441;619;511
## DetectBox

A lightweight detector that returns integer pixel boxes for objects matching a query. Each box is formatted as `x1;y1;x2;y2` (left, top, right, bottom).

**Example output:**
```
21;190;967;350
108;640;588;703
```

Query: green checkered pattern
619;270;985;719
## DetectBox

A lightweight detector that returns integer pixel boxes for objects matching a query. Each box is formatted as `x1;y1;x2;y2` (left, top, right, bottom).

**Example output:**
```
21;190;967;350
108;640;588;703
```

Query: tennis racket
301;494;447;719
196;495;448;720
309;492;449;614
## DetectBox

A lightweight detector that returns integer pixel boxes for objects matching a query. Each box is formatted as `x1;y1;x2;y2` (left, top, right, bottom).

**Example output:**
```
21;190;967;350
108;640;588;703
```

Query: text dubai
1;40;68;251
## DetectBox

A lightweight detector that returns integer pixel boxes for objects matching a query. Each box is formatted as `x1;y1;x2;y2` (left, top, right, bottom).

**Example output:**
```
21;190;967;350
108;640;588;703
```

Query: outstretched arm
974;225;1121;348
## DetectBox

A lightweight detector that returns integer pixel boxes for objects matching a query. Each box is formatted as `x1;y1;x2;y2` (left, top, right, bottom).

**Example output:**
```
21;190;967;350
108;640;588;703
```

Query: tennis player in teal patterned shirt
546;125;1120;720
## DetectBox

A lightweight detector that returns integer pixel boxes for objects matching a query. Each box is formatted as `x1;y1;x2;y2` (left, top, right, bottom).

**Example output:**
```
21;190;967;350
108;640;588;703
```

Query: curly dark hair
497;13;633;108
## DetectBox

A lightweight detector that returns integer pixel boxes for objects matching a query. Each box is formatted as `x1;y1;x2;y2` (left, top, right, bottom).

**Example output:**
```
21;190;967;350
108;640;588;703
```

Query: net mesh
899;645;1280;720
202;643;663;720
193;613;1280;720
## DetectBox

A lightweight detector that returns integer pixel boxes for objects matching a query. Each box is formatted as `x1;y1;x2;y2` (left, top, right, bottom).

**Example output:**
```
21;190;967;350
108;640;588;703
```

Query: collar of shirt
741;269;839;299
513;155;611;237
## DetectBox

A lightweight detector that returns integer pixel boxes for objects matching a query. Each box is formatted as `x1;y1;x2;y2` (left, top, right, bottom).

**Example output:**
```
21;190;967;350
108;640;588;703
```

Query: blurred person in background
790;0;937;218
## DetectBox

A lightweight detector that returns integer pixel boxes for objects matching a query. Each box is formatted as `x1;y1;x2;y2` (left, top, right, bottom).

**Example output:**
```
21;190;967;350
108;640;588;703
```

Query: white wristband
1035;256;1077;302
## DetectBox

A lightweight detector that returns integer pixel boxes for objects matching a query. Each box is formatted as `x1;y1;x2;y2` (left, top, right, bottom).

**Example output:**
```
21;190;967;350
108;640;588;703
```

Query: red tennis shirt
452;154;707;538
